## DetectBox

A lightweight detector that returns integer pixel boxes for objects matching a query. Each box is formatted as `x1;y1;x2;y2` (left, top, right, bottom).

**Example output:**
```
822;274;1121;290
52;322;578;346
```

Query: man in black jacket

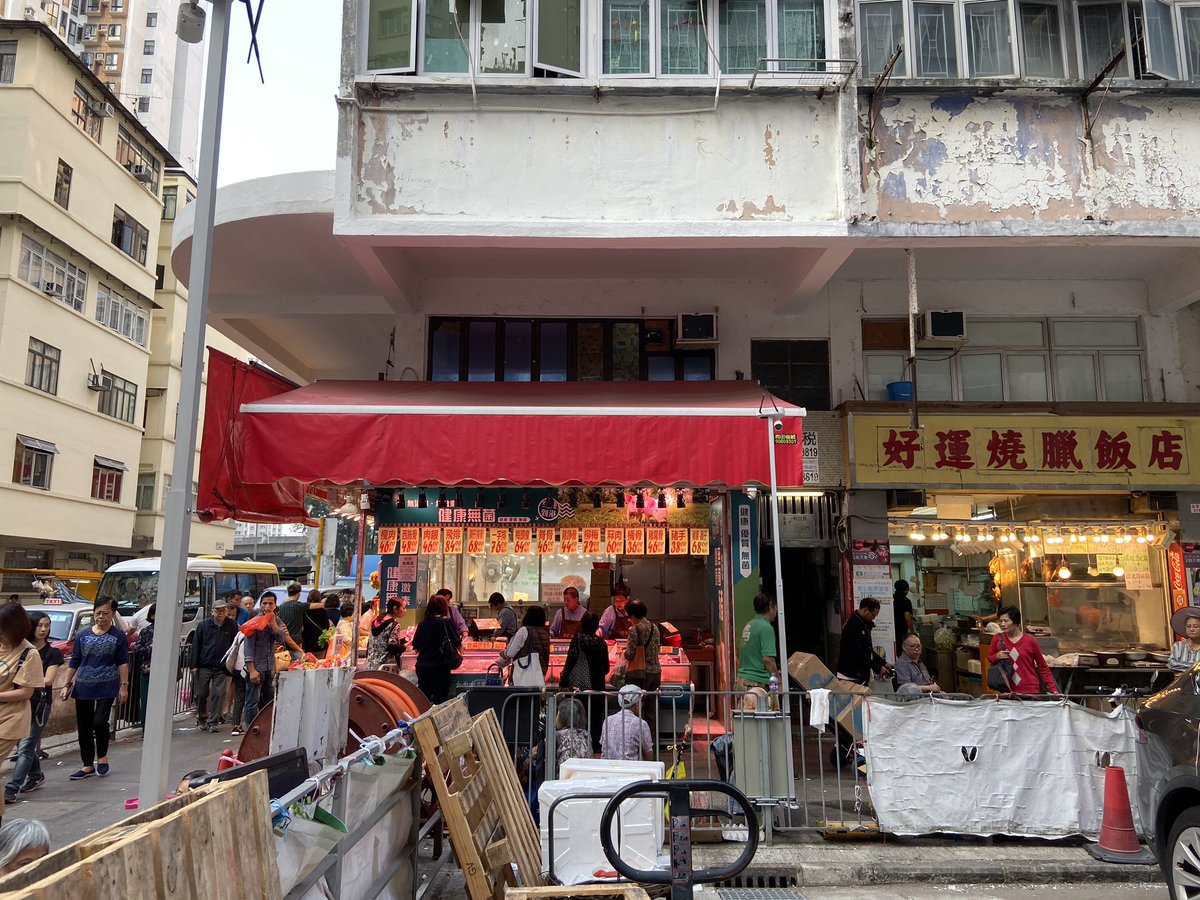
190;599;238;732
836;597;893;686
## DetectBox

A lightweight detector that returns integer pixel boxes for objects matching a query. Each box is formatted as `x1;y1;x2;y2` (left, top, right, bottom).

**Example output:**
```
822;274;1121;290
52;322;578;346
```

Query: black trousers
75;697;115;766
416;664;452;704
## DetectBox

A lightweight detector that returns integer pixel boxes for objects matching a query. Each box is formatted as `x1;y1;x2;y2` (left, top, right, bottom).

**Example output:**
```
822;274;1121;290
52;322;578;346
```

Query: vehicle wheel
1166;807;1200;899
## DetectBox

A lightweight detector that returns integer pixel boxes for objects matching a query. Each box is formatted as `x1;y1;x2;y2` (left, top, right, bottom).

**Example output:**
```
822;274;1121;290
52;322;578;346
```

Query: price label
466;527;486;554
582;527;602;555
668;528;689;555
604;527;624;555
689;528;710;556
399;527;420;555
442;527;463;555
536;527;556;554
490;528;509;554
513;527;532;555
377;526;398;555
625;527;645;555
420;527;442;555
560;527;579;554
646;528;666;555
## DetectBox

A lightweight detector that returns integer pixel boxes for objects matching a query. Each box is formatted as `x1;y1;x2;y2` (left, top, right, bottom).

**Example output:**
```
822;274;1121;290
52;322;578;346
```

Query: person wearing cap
189;599;238;732
600;684;654;761
1169;607;1200;672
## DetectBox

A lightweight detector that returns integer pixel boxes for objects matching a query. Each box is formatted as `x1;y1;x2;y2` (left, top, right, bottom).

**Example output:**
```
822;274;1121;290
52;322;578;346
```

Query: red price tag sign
536;528;556;554
625;528;645;555
377;526;398;555
582;528;602;555
604;527;624;555
560;527;579;554
421;527;442;555
490;528;510;554
646;528;666;555
443;527;463;554
513;527;532;555
689;528;710;556
466;527;486;554
669;528;689;555
399;527;420;555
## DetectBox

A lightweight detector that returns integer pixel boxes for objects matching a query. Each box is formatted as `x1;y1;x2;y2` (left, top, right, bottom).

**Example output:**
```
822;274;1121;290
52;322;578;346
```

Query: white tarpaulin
863;697;1141;838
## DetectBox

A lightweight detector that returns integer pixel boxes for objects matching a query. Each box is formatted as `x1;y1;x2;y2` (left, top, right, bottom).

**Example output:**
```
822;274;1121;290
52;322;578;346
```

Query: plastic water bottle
767;674;780;710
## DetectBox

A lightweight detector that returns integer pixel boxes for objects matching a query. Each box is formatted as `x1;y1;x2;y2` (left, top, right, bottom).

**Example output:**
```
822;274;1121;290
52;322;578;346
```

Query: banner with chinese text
849;413;1197;489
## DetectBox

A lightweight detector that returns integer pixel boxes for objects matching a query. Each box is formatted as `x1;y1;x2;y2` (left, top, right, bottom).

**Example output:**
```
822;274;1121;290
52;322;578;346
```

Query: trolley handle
598;779;758;890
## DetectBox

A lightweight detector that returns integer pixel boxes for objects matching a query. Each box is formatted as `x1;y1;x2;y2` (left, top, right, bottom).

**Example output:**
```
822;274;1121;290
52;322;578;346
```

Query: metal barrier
477;684;1154;841
113;643;196;733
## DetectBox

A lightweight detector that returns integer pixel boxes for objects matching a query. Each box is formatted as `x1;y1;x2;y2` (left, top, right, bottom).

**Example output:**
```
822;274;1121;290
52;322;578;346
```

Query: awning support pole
765;415;796;801
138;0;231;808
350;492;369;663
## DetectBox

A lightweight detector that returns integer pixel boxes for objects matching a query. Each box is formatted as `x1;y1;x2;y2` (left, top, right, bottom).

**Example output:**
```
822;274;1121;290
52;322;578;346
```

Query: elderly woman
1169;608;1200;672
0;819;49;873
555;697;593;768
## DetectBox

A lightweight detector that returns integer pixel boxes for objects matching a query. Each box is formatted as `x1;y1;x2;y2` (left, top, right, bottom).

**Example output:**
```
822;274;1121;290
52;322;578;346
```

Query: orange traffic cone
1086;766;1155;864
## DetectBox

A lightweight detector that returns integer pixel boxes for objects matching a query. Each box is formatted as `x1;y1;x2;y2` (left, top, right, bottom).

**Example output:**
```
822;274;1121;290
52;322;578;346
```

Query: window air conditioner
674;313;718;346
24;6;38;20
131;164;153;183
42;281;62;295
92;101;115;117
87;372;113;392
917;309;967;346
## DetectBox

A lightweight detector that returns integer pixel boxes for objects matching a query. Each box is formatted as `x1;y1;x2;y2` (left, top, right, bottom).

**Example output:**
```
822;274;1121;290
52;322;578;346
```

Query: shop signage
1122;547;1153;590
490;528;509;554
605;527;624;555
647;528;667;556
378;526;398;554
513;527;533;554
1185;543;1200;568
380;521;711;558
738;505;752;577
626;527;645;555
420;527;441;556
400;527;419;555
560;527;579;554
803;432;820;485
1169;542;1189;613
669;528;689;555
690;528;710;556
537;527;556;554
849;413;1197;488
466;527;486;554
849;539;895;663
443;527;463;555
582;528;602;555
379;553;418;612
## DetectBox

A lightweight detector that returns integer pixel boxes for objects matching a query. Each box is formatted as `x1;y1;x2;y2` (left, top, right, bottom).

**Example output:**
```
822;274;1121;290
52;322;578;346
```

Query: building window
17;235;88;312
428;317;714;382
143;40;154;55
751;340;831;410
91;457;125;502
373;0;825;78
861;317;1145;402
71;82;103;141
138;96;150;113
140;67;152;84
111;206;149;264
0;41;15;84
97;370;138;424
12;435;56;490
116;126;160;191
95;284;149;345
108;23;122;40
155;264;165;289
136;472;156;509
146;12;157;26
54;159;72;209
162;185;177;220
25;338;61;395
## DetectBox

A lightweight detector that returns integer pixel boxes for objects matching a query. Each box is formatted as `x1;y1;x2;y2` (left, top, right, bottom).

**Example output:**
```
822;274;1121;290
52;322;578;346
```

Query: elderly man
190;599;238;731
600;685;654;761
894;634;941;696
550;586;586;638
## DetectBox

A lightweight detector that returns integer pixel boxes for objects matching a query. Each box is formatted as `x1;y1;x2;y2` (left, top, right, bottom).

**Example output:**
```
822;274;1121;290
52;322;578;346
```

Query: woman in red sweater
989;606;1060;696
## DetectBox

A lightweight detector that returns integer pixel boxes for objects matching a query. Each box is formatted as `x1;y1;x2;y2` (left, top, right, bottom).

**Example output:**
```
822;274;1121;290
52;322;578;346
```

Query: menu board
490;528;509;554
560;527;579;554
668;528;689;555
399;527;420;555
466;527;486;554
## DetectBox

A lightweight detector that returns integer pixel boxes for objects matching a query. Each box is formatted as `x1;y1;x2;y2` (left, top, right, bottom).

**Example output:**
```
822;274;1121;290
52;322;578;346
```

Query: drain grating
716;874;800;889
716;889;806;900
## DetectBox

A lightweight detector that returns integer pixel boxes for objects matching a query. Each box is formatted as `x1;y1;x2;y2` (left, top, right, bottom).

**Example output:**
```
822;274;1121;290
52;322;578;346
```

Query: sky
211;0;342;187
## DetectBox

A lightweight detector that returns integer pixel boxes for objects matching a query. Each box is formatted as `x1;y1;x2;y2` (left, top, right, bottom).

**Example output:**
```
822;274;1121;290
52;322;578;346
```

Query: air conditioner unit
917;309;967;346
83;51;94;65
675;312;718;346
87;372;113;392
131;164;153;183
24;5;38;20
42;281;62;295
92;101;115;117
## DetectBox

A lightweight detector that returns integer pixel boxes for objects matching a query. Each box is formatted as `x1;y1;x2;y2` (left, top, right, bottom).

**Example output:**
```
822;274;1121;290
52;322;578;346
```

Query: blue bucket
887;381;914;401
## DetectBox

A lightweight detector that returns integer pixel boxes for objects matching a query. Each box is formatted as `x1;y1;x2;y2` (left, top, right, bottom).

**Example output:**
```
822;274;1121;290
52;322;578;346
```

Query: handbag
441;622;463;670
512;651;544;688
987;636;1014;691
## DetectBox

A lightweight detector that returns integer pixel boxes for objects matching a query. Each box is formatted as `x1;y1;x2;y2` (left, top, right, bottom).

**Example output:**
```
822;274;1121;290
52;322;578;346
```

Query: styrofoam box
538;775;661;886
559;758;665;847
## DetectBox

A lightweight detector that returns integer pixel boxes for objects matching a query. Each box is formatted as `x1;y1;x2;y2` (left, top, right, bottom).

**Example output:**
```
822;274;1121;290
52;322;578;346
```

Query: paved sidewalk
2;717;239;847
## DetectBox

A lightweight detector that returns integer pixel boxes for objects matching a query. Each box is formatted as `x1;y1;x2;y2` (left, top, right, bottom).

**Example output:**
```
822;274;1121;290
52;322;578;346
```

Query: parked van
96;556;279;638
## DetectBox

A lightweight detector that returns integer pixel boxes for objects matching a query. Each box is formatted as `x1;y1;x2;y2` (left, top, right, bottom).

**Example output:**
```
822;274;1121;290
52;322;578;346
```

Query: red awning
199;352;804;523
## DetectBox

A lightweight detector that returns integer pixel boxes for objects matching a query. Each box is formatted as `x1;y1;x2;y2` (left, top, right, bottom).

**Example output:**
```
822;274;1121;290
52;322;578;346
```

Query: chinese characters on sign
466;527;486;554
689;528;710;556
560;527;579;554
379;554;418;611
489;528;509;554
668;528;688;555
399;527;420;555
377;526;398;555
420;527;441;556
513;527;532;555
625;527;646;555
856;415;1193;486
802;431;820;485
582;528;602;555
738;505;752;577
647;528;667;556
443;527;463;555
536;527;556;554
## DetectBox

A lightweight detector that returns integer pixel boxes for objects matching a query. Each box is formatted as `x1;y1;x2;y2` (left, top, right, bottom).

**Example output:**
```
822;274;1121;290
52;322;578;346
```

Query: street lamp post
138;0;232;807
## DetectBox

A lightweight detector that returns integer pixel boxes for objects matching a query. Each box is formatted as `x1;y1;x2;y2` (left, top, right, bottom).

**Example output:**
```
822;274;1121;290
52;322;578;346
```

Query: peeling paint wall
867;93;1200;222
352;95;841;226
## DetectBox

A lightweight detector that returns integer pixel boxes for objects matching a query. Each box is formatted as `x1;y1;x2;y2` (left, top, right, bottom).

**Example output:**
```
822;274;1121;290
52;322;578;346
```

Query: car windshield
41;610;77;642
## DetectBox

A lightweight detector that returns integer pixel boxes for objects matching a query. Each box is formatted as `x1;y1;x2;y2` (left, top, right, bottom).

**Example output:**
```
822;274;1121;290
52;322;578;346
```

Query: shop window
54;159;72;209
751;339;831;410
136;472;156;510
467;320;497;382
26;338;61;395
538;322;568;381
0;41;15;84
430;320;461;381
13;436;56;490
91;458;125;502
503;320;533;381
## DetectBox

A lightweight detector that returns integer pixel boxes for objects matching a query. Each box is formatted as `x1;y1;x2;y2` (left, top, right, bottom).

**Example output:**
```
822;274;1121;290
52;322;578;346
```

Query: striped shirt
1168;640;1200;672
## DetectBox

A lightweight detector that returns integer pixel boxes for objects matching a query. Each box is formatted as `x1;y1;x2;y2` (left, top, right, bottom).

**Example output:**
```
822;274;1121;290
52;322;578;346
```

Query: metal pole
138;0;232;807
906;249;920;430
765;416;795;799
349;492;368;665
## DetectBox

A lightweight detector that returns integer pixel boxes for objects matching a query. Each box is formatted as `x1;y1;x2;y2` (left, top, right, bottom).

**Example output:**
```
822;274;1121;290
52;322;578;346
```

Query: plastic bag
275;804;347;897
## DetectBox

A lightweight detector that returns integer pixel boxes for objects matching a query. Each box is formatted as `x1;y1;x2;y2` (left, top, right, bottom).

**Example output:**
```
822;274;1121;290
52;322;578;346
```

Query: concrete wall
867;93;1200;223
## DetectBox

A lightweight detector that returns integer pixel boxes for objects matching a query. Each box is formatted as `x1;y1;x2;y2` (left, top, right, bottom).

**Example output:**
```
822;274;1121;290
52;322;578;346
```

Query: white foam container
538;775;661;885
559;758;665;847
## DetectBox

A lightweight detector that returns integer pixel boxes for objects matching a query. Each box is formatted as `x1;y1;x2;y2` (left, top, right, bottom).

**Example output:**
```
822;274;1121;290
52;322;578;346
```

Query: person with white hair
600;685;653;762
0;818;49;874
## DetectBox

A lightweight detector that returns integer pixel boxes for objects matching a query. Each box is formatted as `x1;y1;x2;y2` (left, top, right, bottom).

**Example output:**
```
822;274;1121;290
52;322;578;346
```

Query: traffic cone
217;749;241;772
1085;766;1155;863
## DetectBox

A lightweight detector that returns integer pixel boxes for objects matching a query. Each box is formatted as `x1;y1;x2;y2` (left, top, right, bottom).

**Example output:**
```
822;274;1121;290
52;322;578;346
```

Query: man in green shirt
735;593;779;696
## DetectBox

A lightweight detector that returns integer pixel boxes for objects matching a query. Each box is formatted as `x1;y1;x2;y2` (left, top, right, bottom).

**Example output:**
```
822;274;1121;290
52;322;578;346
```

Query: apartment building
0;22;231;586
1;0;86;50
171;1;1200;661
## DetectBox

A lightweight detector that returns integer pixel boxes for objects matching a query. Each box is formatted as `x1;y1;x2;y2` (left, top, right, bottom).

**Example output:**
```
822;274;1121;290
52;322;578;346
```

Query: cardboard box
787;652;834;692
830;680;871;739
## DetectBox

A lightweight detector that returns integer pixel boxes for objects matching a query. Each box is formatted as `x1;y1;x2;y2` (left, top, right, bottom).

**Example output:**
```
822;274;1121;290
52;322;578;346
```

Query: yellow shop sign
848;413;1197;489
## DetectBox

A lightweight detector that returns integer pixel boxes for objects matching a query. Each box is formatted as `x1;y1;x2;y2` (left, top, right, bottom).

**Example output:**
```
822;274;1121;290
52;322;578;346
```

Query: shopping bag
275;804;347;896
512;652;544;688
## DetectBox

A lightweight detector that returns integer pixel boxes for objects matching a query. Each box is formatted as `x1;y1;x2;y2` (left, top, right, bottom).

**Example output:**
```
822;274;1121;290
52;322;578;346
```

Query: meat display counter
453;639;692;690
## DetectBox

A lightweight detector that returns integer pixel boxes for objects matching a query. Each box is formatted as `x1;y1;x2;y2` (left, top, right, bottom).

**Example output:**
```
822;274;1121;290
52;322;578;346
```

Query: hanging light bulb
1068;530;1079;544
1058;557;1072;580
592;489;603;509
417;489;428;509
1026;529;1040;543
1112;561;1125;578
635;490;645;509
656;490;667;507
984;529;995;542
999;529;1010;543
1136;528;1148;544
910;526;926;541
676;490;686;509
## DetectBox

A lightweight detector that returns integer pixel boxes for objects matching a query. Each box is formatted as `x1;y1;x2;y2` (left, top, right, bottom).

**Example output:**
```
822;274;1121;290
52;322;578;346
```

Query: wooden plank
505;887;652;900
471;710;543;888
